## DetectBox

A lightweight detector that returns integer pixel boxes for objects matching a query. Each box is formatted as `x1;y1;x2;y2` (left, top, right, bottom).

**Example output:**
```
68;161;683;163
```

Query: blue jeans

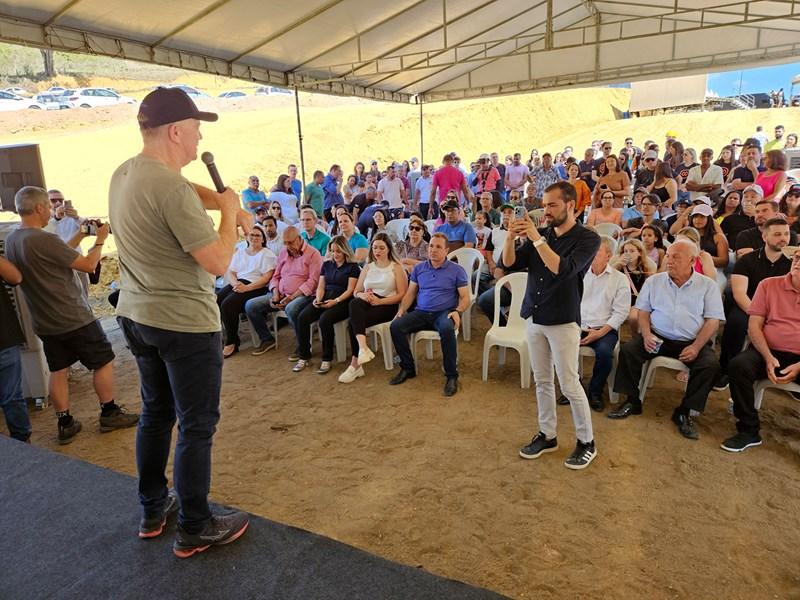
118;317;222;534
244;293;313;347
390;309;458;378
478;283;512;326
583;329;618;398
0;345;31;442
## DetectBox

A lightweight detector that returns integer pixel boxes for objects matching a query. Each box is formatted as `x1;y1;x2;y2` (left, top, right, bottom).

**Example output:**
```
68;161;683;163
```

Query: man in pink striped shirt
245;226;322;356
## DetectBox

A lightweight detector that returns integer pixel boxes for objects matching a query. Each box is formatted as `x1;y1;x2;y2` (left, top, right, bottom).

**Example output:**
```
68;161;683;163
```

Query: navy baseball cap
137;87;218;129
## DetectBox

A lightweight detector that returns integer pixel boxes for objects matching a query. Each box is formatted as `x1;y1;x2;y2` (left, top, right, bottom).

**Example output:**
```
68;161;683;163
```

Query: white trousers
526;320;594;443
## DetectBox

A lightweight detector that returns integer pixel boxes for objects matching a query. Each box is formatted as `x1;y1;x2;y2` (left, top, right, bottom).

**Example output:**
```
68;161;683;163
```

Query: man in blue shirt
389;233;470;396
322;164;344;222
288;164;302;200
435;199;476;251
609;239;725;440
241;175;268;212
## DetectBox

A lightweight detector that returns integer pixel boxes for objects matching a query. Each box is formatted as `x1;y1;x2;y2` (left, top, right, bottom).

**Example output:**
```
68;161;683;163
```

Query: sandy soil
8;308;800;599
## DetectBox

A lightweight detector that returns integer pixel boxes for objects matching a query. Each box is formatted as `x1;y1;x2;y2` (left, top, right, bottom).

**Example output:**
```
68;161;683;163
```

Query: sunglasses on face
644;158;656;162
408;225;423;231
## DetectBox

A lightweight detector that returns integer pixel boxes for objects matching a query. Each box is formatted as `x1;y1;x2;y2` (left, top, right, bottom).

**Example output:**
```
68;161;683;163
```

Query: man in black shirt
0;255;32;442
503;181;600;470
634;149;659;188
730;145;765;191
735;199;797;257
715;218;793;390
578;148;596;191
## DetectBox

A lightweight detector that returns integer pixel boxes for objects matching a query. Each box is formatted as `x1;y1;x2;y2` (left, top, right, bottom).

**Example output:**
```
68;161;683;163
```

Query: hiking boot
564;440;597;470
519;432;558;459
99;405;140;432
139;489;178;539
173;511;250;558
58;418;82;445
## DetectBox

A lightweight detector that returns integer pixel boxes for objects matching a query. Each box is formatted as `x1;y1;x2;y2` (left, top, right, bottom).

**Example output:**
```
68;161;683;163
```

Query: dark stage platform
0;436;505;599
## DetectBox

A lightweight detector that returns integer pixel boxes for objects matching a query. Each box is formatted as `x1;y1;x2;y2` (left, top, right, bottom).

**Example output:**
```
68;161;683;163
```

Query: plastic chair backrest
385;218;409;241
424;219;437;236
447;247;484;299
594;223;623;239
493;272;528;329
529;208;545;227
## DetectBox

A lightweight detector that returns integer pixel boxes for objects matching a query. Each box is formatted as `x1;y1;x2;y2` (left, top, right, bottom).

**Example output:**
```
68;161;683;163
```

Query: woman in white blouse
217;227;277;358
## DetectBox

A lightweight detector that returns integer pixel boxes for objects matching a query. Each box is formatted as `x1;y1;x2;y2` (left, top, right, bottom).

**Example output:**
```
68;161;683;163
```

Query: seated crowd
2;127;799;456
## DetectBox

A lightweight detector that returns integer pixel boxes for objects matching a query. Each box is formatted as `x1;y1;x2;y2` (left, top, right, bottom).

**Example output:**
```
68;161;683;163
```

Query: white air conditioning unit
0;221;50;407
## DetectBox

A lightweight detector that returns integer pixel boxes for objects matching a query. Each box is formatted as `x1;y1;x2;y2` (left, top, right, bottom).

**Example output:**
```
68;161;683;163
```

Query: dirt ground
8;304;800;599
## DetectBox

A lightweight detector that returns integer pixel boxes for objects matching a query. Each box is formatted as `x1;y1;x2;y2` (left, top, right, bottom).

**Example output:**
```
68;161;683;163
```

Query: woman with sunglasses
216;226;276;358
268;201;289;234
270;174;299;224
395;216;429;274
779;184;800;230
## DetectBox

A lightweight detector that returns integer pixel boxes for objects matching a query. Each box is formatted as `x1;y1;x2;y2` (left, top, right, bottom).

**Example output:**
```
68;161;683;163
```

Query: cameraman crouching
5;186;139;444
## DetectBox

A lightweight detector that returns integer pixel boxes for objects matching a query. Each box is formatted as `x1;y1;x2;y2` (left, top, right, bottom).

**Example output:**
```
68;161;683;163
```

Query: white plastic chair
385;218;409;241
267;309;316;351
447;247;484;342
411;328;459;373
753;380;800;410
425;219;437;236
365;321;395;370
481;273;530;388
333;319;349;363
638;357;688;404
528;208;545;228
578;343;621;404
594;223;623;239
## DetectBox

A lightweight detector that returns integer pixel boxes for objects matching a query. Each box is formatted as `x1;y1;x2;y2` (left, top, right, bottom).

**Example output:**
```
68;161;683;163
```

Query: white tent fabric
629;74;708;112
0;0;799;103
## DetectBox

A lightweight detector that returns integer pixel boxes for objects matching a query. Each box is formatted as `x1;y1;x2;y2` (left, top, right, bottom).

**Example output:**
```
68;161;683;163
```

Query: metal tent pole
419;96;424;166
294;86;306;191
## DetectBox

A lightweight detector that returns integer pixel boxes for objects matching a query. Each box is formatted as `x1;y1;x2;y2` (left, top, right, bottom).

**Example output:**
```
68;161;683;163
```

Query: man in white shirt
414;164;433;216
504;153;529;194
376;165;406;216
685;148;724;202
260;217;284;257
558;236;630;411
45;188;90;293
407;157;421;194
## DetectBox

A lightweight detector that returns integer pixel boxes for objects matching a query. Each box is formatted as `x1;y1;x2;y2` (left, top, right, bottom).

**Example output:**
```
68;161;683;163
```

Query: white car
218;90;247;98
33;93;74;110
4;87;28;96
160;84;209;98
63;87;137;108
47;86;66;93
255;86;292;96
0;90;45;111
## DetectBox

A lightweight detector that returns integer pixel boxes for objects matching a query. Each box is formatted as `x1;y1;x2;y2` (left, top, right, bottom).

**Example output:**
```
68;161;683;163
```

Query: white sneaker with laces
338;365;365;383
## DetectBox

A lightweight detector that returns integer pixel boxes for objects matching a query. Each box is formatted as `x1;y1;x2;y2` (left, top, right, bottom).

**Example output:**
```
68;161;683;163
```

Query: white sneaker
357;347;375;366
338;365;365;383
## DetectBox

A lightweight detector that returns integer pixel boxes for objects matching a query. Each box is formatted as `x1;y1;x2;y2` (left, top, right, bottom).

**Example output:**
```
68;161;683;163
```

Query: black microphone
201;151;225;193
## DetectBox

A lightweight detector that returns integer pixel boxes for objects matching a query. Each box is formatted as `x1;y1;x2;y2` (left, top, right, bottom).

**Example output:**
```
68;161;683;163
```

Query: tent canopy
0;0;798;103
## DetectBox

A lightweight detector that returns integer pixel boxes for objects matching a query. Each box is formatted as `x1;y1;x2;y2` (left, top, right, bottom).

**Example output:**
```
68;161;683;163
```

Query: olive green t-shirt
108;154;221;333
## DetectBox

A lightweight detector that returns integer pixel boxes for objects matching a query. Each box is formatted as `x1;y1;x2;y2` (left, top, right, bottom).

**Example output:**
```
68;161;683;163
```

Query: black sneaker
99;405;140;432
556;395;570;405
139;489;178;539
671;411;699;440
251;339;276;356
720;432;762;453
564;440;597;470
712;374;729;391
519;432;558;459
58;418;82;445
173;511;250;558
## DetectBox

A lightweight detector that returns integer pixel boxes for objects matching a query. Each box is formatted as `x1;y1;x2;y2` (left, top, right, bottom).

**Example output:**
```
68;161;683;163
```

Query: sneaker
251;340;276;356
713;373;729;391
139;489;178;539
519;432;558;459
564;440;597;470
173;511;249;558
338;365;365;383
99;405;140;432
58;418;82;445
721;431;762;453
292;359;309;372
317;361;332;374
357;347;375;366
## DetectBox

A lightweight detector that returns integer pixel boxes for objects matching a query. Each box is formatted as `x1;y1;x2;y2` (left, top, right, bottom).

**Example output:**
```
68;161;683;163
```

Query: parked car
61;87;137;108
160;84;209;98
33;93;74;110
4;87;29;96
218;90;247;98
255;86;293;96
47;86;66;94
0;90;45;111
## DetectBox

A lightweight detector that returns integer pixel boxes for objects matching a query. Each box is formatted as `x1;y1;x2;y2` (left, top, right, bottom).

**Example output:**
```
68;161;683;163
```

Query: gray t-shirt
5;227;95;336
108;154;220;333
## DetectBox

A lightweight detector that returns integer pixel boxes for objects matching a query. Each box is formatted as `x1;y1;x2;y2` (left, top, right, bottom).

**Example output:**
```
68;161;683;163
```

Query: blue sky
708;61;800;96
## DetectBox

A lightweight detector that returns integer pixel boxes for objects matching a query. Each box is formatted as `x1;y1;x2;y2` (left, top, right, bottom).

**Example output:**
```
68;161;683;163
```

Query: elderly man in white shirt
558;236;630;412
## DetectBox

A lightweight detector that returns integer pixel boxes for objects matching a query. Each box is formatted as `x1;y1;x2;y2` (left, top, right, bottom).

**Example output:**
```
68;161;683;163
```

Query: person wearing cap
735;198;798;258
240;175;267;213
633;149;660;189
529;153;562;205
687;203;729;268
367;160;381;182
664;196;691;238
428;154;473;220
474;153;502;200
720;245;800;452
730;144;765;191
685;148;723;203
435;199;476;252
108;86;250;555
716;217;793;392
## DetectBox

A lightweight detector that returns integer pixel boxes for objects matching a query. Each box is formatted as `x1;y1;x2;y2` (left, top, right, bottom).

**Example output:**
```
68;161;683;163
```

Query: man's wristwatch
533;238;546;248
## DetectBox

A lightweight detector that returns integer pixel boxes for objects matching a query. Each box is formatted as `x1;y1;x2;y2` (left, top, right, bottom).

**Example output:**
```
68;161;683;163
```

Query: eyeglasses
408;225;423;231
603;146;612;150
644;158;656;162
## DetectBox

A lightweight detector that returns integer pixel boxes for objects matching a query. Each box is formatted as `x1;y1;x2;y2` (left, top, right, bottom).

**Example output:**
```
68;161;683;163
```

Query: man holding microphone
109;87;251;557
503;181;600;470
